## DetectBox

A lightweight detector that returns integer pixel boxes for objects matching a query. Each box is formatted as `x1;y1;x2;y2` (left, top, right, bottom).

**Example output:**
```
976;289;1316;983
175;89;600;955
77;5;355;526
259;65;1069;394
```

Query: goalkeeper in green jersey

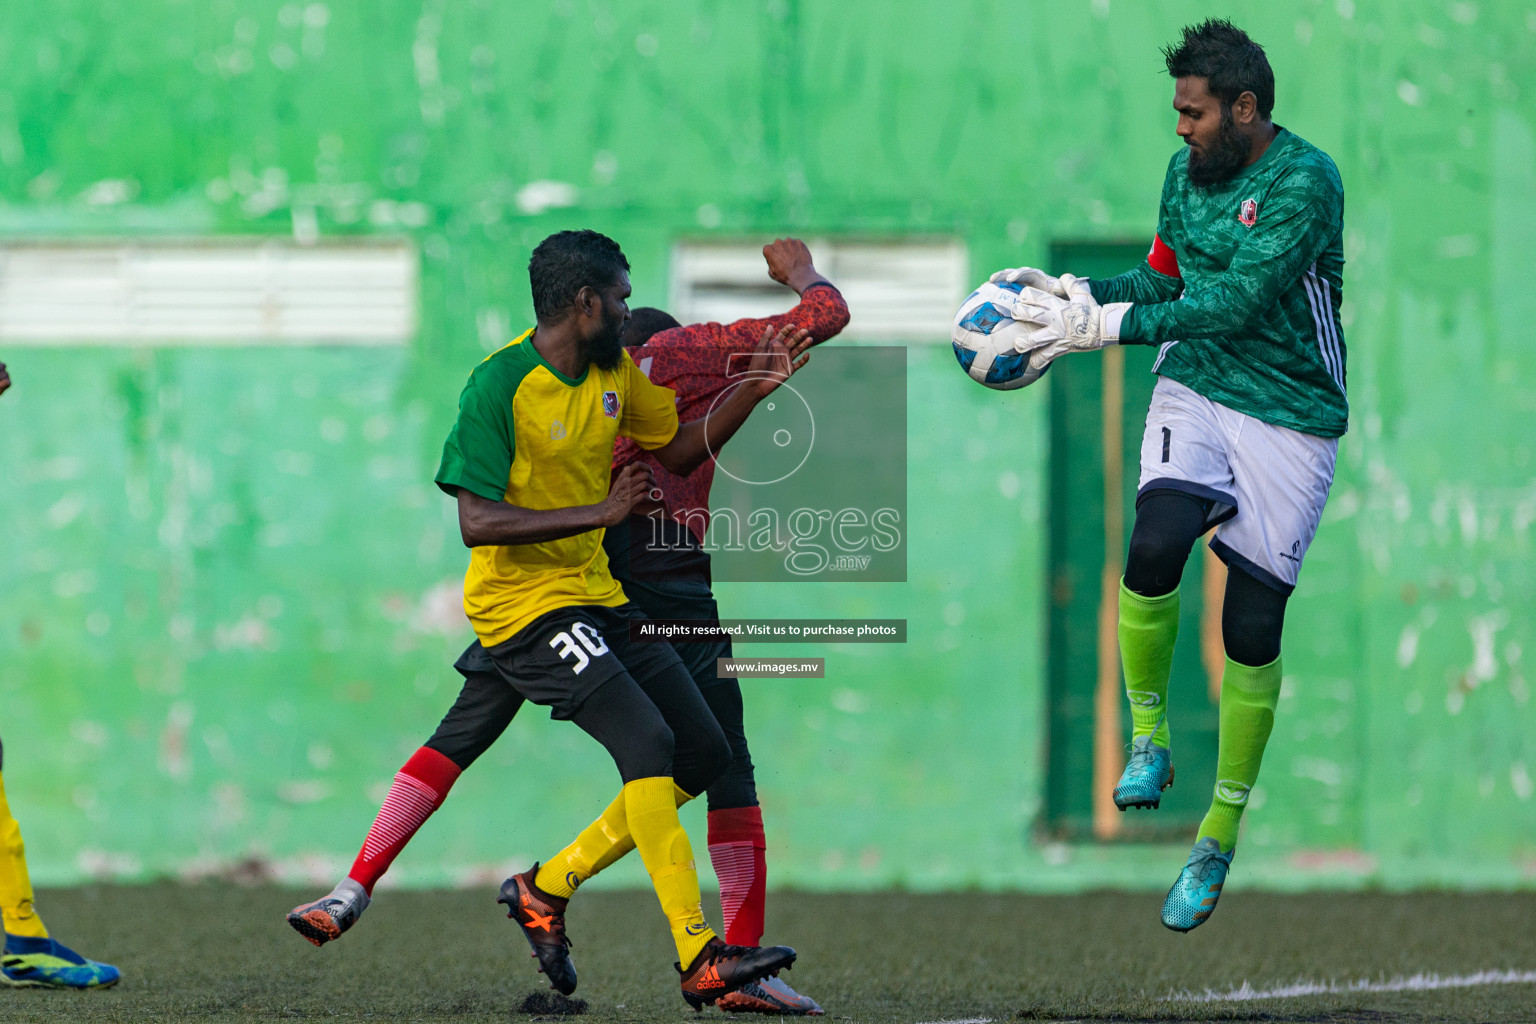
1004;19;1345;931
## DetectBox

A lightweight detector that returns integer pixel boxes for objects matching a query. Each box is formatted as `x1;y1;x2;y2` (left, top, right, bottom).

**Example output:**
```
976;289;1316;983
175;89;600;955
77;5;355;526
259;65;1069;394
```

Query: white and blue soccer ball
951;279;1048;391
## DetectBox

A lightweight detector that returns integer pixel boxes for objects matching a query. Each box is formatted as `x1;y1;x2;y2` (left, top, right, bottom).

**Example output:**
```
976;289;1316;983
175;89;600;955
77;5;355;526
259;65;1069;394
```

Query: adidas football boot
498;864;577;995
1113;734;1174;810
1;935;120;989
716;974;824;1015
1161;836;1234;932
286;878;370;947
678;938;797;1011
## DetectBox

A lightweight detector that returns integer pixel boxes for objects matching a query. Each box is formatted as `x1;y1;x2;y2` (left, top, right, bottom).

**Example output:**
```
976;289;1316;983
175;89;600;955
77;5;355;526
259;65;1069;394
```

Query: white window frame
669;238;967;343
0;238;417;346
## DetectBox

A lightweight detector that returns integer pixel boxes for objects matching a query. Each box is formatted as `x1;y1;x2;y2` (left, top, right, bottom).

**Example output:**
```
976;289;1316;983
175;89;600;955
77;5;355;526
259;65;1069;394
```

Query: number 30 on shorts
548;622;611;675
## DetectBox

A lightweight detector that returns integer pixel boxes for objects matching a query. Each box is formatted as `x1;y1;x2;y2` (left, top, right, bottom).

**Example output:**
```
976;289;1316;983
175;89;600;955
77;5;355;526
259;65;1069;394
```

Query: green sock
1117;580;1179;749
1197;655;1282;853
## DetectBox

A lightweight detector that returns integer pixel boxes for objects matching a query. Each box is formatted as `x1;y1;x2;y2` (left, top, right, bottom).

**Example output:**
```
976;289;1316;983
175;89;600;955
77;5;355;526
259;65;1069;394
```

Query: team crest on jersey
602;391;620;418
1238;198;1258;226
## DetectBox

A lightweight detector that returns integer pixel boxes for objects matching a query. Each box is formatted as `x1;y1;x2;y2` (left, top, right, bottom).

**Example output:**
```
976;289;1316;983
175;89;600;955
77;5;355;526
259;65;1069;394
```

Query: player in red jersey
603;238;848;1015
288;239;847;1015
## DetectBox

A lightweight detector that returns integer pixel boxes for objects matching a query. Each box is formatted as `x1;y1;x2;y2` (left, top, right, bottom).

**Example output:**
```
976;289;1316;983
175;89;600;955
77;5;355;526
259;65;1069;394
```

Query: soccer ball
951;279;1048;391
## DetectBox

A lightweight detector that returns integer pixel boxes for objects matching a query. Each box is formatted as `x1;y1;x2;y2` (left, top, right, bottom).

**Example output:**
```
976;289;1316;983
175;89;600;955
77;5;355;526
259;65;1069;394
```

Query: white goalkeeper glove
1012;273;1132;363
988;266;1070;297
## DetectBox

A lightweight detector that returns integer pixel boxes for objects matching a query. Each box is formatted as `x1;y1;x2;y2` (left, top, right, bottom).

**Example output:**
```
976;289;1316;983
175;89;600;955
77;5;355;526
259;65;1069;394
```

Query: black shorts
617;574;731;688
457;603;689;721
614;559;757;809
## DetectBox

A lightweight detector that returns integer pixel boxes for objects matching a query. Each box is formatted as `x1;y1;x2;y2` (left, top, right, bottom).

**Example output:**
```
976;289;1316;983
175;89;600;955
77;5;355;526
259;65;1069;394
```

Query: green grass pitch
4;885;1533;1023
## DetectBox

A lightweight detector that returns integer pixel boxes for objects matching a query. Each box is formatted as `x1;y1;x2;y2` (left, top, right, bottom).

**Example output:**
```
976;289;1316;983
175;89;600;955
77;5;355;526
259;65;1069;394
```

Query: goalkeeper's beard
1186;107;1250;188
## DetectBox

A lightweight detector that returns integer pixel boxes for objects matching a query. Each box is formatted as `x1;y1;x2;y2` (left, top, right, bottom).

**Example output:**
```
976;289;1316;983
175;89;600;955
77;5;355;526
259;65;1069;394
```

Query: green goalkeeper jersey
1091;127;1347;438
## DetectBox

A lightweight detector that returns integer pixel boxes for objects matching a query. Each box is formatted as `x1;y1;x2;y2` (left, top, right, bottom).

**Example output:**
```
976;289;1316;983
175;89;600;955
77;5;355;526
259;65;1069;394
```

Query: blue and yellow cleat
1161;837;1234;932
1;934;121;989
1113;735;1174;810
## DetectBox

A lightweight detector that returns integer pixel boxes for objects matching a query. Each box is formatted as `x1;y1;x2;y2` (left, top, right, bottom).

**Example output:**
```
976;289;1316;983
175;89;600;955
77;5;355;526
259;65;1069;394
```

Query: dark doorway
1042;241;1223;842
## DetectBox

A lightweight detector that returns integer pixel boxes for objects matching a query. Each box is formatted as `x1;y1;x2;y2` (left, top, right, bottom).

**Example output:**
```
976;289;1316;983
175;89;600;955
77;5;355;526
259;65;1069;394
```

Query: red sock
708;805;767;946
347;747;461;895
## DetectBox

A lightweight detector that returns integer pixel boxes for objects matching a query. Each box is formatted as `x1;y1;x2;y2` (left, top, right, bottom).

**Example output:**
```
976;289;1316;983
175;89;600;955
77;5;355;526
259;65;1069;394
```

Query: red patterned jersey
612;283;850;541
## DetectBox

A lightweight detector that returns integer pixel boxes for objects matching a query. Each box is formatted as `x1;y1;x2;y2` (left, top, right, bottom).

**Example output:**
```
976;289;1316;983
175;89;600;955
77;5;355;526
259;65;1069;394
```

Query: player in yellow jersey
455;231;810;1007
0;365;120;990
293;232;808;1009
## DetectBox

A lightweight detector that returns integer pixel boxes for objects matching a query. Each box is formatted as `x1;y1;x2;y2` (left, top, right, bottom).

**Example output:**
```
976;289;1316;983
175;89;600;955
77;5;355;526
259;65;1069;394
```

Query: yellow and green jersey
1093;128;1347;438
435;329;679;646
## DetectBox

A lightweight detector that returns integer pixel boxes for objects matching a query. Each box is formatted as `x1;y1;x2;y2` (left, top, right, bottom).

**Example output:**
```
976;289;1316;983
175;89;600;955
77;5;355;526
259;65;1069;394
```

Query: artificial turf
4;885;1533;1023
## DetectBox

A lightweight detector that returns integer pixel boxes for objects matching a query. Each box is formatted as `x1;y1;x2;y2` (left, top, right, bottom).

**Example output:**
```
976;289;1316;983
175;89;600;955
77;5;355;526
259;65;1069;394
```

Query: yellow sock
625;776;715;966
0;771;48;939
535;783;693;899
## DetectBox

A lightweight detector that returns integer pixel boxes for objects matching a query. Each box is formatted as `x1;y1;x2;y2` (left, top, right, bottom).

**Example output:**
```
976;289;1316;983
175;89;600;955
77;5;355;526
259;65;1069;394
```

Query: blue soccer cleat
1161;836;1234;932
1113;735;1174;810
1;934;121;989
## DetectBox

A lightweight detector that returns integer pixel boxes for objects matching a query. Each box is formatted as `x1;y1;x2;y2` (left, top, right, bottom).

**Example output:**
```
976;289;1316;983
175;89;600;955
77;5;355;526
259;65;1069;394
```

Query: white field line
915;1018;994;1024
1167;968;1536;1003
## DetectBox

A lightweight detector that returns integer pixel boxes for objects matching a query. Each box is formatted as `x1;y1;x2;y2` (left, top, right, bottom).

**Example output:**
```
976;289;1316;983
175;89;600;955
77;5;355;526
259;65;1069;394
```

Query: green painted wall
1;0;1533;891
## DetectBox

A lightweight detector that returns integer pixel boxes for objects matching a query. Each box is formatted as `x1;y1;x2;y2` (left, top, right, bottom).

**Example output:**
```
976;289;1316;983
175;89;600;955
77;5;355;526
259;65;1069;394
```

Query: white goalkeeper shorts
1136;376;1337;594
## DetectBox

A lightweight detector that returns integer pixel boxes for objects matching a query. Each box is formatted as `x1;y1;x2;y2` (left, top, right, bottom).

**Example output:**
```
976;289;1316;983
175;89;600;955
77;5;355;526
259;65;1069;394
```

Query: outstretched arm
764;236;832;296
709;239;850;352
455;463;654;548
1019;164;1344;359
648;322;812;477
1124;171;1342;343
996;250;1181;310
